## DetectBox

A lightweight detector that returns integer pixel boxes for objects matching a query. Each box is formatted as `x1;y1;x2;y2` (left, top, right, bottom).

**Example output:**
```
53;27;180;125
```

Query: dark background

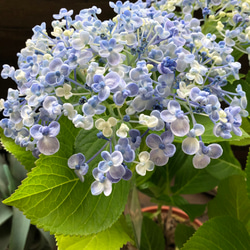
0;0;125;98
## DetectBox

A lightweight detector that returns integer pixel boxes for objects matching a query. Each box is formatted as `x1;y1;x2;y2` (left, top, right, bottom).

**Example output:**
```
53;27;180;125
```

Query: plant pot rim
141;205;203;227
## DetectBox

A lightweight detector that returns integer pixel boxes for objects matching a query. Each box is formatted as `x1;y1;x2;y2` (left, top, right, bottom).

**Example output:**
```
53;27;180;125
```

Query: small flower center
108;160;113;166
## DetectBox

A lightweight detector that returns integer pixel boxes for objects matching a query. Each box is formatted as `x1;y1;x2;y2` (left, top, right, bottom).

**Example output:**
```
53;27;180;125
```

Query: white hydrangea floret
55;83;72;100
135;151;154;176
63;103;77;120
116;123;129;138
139;114;158;128
95;117;117;137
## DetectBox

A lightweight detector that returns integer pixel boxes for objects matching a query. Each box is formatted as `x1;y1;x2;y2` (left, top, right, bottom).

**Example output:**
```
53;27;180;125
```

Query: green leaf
9;207;30;250
182;216;250;250
0;128;36;171
205;142;244;180
171;153;219;195
56;216;133;250
3;117;130;235
246;148;250;200
175;224;195;249
208;175;250;227
140;215;165;250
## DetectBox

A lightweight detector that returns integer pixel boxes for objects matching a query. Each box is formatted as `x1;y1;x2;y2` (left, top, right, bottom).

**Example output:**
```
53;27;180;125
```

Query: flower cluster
0;0;248;196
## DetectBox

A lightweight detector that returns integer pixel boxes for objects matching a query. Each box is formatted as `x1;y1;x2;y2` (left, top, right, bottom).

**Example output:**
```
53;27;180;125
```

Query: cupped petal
170;118;190;137
150;148;169;166
182;137;199;155
138;151;150;162
108;51;121;66
113;91;125;105
161;130;174;144
48;121;60;137
160;110;176;123
98;161;110;173
98;86;110;101
101;151;112;161
193;153;210;169
107;172;121;183
68;153;85;169
91;181;104;196
111;151;123;166
126;82;139;96
30;124;43;140
123;149;135;162
74;170;85;182
37;136;60;155
193;124;205;136
122;167;132;180
145;160;154;171
146;133;162;149
168;100;181;113
136;163;147;176
95;118;105;130
103;179;112;196
109;165;126;179
163;144;176;157
207;143;223;159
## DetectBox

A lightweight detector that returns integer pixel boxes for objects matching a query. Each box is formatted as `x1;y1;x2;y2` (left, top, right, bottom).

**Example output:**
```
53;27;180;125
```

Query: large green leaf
3;117;130;235
205;142;244;180
56;216;133;250
175;224;195;249
0;128;36;171
182;216;250;250
208;175;250;227
246;148;250;199
140;215;165;250
171;153;219;195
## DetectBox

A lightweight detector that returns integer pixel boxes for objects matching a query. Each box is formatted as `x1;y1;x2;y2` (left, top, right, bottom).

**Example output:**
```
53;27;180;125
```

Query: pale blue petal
103;180;112;196
168;100;181;113
48;121;60;137
98;86;110;101
146;134;162;149
170;118;190;137
30;124;43;140
150;148;169;166
109;165;126;179
182;137;199;155
193;153;210;169
37;136;60;155
161;130;174;144
98;161;110;173
163;144;176;157
160;110;176;123
126;82;139;96
91;181;104;195
122;167;132;180
101;151;112;161
113;92;125;105
68;153;85;169
111;151;123;166
207;144;223;159
108;51;121;66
